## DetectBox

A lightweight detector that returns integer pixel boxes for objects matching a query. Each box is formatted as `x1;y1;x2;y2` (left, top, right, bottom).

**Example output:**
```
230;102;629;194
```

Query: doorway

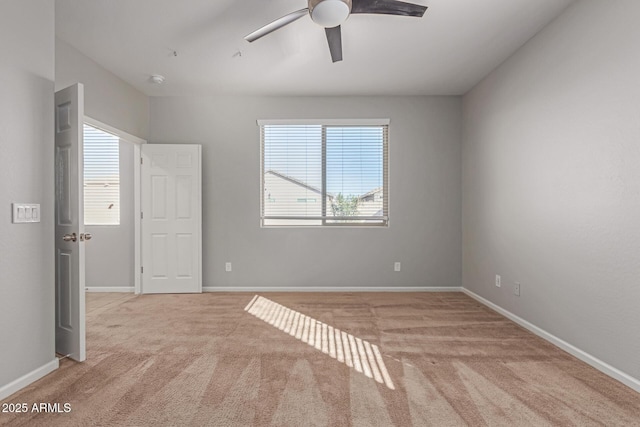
54;83;145;362
83;117;145;294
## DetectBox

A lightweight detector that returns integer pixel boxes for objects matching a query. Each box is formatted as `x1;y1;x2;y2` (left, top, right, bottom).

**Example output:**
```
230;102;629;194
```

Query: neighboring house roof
265;170;332;198
266;170;382;200
358;187;383;201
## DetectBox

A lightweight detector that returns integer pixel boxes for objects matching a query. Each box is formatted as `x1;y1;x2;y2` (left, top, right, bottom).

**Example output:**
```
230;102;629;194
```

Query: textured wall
150;95;462;289
463;0;640;380
0;0;56;388
55;38;149;140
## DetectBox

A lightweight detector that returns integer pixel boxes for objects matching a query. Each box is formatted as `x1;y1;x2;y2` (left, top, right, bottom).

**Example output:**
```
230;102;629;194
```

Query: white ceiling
55;0;574;97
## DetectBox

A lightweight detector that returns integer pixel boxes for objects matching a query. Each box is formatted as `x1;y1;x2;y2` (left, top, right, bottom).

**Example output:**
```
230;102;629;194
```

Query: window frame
258;119;390;228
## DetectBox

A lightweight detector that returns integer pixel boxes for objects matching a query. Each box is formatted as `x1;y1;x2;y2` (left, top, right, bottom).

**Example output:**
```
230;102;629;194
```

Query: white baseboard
462;288;640;393
87;286;461;294
85;287;134;293
203;286;462;293
0;359;59;401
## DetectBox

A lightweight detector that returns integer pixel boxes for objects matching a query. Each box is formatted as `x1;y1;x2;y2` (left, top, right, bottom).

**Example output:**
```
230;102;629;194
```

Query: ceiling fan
245;0;427;63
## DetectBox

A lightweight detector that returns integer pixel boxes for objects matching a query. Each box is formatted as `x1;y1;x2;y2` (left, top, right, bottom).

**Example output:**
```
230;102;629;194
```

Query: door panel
141;144;202;293
176;176;192;219
54;83;86;362
176;234;194;278
56;251;72;329
151;175;167;219
56;146;72;224
151;234;169;278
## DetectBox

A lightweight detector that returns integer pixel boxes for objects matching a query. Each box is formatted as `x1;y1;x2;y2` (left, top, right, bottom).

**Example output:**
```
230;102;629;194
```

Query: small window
84;124;120;225
260;120;389;227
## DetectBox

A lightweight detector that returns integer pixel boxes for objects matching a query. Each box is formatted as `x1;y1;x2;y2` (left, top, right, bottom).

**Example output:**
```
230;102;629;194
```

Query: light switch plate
12;203;40;223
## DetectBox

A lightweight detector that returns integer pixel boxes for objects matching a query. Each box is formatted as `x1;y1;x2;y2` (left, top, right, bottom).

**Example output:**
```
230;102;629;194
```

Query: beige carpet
1;292;639;426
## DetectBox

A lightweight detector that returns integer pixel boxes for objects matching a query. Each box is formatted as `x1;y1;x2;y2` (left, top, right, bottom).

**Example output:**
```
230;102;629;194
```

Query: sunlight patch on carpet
244;295;395;390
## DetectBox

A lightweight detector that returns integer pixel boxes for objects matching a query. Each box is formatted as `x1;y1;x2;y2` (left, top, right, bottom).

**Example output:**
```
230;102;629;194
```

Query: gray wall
0;0;56;388
56;39;148;289
150;96;461;289
462;0;640;380
55;38;149;140
84;140;135;288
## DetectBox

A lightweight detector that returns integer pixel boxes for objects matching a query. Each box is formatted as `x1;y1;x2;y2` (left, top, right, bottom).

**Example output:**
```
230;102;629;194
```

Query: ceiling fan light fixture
310;0;351;28
246;0;426;62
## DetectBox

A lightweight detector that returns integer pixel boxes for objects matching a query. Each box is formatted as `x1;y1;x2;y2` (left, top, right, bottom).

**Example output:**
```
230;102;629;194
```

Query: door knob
80;233;92;241
62;233;77;242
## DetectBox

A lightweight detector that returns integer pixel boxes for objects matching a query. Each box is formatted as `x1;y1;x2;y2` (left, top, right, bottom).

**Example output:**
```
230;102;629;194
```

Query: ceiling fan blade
245;8;309;42
325;26;343;63
351;0;427;17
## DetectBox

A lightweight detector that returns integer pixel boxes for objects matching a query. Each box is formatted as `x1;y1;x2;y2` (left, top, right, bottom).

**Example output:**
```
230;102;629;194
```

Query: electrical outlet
514;282;521;296
225;262;232;272
495;274;501;288
394;262;401;272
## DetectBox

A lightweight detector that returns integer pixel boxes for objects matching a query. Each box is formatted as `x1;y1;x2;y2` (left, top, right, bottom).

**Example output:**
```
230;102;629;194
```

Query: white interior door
141;144;202;293
54;83;86;362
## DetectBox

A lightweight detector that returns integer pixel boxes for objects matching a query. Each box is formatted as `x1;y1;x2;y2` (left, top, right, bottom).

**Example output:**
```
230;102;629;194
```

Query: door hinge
141;266;144;274
141;212;144;219
140;157;143;165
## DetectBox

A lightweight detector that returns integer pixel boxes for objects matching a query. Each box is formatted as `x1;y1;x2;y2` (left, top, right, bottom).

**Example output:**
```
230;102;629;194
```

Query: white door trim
83;116;146;295
134;143;142;295
84;116;146;145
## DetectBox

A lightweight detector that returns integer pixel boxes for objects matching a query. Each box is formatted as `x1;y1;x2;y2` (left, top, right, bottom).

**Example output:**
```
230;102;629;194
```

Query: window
260;120;389;227
84;124;120;225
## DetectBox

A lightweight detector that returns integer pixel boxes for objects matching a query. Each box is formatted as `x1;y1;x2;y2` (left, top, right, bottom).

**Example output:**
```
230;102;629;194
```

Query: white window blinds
260;121;389;227
84;124;120;225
